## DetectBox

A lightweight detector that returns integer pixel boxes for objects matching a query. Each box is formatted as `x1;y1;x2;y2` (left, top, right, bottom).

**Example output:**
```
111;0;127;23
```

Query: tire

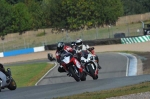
80;72;86;81
68;66;80;82
7;78;17;90
87;64;98;80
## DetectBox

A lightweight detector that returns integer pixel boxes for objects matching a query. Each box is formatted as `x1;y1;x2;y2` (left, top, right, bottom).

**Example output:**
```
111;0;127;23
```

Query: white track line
119;53;137;76
119;53;129;76
35;62;58;86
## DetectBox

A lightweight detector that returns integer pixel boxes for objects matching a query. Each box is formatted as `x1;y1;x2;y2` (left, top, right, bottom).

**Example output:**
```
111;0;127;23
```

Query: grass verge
54;81;150;99
5;62;54;88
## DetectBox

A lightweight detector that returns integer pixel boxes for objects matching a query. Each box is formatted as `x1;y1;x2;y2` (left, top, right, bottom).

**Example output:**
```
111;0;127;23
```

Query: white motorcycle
0;68;17;92
80;50;99;80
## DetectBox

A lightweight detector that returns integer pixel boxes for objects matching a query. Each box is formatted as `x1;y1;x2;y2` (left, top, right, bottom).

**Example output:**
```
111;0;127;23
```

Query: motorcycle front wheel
68;66;80;82
7;78;17;90
87;64;98;80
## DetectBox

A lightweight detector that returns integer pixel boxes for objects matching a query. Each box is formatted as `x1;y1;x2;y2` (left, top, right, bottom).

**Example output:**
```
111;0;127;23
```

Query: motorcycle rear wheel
69;66;80;82
7;78;17;90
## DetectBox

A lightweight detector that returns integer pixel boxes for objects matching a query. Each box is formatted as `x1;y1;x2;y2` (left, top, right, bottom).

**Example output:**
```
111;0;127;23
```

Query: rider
0;63;10;83
70;42;76;50
75;38;102;69
55;42;84;75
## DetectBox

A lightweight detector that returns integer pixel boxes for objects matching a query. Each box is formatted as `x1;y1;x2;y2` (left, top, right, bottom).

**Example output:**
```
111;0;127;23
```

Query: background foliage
0;0;150;37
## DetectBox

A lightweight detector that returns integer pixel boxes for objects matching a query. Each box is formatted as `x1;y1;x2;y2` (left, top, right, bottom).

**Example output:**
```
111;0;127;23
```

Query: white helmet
76;38;83;46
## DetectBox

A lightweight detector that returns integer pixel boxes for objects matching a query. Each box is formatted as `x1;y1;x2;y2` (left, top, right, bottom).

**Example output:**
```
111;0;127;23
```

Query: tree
11;2;32;34
102;0;123;25
0;0;13;37
121;0;150;15
6;0;24;4
27;0;44;30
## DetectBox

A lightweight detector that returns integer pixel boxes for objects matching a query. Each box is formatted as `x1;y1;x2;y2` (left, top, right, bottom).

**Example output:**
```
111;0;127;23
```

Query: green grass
36;31;46;37
54;81;150;99
5;62;54;87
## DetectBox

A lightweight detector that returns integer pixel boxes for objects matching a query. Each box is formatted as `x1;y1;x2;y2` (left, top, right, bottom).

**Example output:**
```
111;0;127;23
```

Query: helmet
71;42;76;47
57;42;65;51
76;39;83;46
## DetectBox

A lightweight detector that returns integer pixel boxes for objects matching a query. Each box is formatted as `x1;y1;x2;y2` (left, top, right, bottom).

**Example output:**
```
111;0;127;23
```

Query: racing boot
6;76;10;83
98;64;102;69
94;56;101;69
6;68;11;83
7;68;11;76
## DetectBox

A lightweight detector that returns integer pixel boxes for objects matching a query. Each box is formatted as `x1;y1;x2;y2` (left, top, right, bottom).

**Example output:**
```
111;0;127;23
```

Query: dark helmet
76;38;83;46
57;42;65;51
70;42;76;47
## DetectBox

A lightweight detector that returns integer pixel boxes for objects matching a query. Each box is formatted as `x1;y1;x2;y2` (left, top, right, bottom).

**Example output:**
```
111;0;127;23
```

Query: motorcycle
0;68;17;92
60;50;86;82
80;50;99;80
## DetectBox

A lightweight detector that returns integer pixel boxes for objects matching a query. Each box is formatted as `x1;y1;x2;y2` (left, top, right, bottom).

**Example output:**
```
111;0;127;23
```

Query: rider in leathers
75;39;102;69
55;42;84;75
0;63;10;83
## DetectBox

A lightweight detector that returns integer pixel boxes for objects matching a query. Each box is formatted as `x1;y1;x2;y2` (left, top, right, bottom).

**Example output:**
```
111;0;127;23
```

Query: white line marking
35;62;58;86
119;53;129;76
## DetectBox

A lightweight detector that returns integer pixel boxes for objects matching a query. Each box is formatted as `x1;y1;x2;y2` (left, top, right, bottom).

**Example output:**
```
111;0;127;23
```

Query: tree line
121;0;150;15
0;0;150;37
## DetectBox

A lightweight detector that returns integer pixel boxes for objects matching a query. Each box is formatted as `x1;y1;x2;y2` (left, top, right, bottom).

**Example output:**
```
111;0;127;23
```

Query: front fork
93;61;99;75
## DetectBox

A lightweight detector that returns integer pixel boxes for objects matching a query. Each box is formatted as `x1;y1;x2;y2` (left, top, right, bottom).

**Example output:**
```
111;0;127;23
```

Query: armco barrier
2;35;150;57
0;46;45;57
45;38;121;50
121;35;150;44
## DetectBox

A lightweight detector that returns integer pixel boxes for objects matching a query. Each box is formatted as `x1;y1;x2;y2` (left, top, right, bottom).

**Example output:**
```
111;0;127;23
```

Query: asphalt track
1;53;150;99
37;52;127;85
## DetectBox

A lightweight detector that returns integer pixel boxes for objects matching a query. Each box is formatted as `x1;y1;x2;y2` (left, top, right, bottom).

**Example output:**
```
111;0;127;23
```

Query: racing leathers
55;45;84;73
0;63;10;83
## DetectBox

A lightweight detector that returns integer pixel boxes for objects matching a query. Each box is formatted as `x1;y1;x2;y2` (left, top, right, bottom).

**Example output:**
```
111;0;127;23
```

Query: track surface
1;41;150;99
1;74;150;99
37;53;127;85
0;52;141;99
